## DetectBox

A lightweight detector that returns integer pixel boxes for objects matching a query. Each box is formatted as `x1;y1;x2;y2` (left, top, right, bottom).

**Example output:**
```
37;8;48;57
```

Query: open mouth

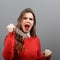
24;24;30;31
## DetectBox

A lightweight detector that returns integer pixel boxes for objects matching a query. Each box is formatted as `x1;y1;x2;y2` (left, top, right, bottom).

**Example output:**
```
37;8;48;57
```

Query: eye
23;17;27;19
29;18;33;20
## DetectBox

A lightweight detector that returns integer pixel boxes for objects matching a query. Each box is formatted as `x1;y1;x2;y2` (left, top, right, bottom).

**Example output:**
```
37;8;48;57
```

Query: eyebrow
23;17;34;20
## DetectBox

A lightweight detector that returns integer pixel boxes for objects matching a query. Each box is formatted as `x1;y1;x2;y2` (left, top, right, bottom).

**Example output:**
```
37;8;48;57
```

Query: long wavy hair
15;8;37;54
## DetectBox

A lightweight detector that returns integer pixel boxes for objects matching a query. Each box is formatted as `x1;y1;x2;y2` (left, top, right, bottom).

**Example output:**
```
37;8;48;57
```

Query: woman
2;8;52;60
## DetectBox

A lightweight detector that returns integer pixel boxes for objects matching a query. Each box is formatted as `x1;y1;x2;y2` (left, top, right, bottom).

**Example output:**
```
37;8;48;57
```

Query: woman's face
20;12;34;33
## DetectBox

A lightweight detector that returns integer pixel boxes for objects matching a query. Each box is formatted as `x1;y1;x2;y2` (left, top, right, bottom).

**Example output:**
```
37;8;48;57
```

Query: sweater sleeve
2;32;15;60
37;37;50;60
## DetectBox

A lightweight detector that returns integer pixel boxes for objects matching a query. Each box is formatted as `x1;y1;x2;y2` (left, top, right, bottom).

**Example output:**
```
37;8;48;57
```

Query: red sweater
2;32;49;60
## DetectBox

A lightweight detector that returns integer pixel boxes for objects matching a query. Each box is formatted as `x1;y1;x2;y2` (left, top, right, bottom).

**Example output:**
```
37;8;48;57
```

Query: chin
24;31;29;34
23;30;30;34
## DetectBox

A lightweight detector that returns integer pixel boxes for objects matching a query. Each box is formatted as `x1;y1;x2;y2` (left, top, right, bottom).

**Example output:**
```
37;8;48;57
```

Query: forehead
23;13;34;18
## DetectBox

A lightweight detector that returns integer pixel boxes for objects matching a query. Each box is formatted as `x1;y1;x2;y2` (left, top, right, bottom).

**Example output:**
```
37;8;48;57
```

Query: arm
2;32;15;60
37;37;52;60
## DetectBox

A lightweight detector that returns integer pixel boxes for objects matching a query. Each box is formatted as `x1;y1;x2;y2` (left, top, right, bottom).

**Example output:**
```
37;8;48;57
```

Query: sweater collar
26;32;30;38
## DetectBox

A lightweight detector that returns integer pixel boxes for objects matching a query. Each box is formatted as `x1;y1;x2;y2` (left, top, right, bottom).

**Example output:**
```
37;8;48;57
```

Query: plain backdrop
0;0;60;60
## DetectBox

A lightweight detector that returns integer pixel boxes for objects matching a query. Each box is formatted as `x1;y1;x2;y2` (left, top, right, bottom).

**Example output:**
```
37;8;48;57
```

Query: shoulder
30;36;40;42
31;35;40;39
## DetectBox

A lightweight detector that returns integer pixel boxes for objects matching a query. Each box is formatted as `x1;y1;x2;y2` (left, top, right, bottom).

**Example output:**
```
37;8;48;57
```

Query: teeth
25;24;29;28
25;25;29;27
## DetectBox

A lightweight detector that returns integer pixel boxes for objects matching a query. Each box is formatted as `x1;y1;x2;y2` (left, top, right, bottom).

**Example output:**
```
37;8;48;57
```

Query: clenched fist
7;24;16;32
43;49;52;57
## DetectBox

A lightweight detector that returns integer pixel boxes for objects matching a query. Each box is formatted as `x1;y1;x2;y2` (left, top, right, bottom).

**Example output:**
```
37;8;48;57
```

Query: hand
7;23;16;32
43;49;52;58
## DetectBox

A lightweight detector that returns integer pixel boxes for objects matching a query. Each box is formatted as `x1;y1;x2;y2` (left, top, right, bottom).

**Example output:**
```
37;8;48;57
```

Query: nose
27;18;30;22
25;18;30;24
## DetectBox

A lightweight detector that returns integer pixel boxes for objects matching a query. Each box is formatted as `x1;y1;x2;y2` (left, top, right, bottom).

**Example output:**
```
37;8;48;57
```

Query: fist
7;24;15;32
43;49;52;57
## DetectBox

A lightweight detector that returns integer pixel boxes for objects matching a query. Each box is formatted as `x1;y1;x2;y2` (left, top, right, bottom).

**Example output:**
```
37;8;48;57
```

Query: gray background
0;0;60;60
